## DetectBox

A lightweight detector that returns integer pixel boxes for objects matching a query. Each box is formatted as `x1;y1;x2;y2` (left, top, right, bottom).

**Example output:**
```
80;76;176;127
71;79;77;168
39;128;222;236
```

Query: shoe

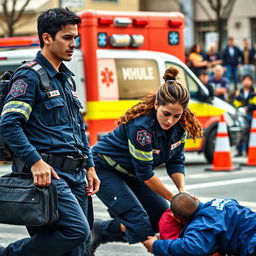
234;152;243;157
91;219;105;254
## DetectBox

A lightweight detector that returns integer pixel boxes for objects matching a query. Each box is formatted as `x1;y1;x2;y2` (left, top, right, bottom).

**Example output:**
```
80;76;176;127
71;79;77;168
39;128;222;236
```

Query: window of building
195;21;227;51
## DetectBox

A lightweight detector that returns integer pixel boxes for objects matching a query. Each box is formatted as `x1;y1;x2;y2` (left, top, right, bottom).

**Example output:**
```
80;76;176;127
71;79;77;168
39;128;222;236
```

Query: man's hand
31;159;60;186
86;167;100;196
142;235;159;254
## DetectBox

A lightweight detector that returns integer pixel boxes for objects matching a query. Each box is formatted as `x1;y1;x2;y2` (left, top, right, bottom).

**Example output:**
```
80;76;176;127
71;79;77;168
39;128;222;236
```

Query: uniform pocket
72;97;83;121
42;97;68;126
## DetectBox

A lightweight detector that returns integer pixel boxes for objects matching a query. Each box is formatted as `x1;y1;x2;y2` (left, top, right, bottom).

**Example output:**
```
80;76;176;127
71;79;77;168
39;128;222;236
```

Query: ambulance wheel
204;128;217;164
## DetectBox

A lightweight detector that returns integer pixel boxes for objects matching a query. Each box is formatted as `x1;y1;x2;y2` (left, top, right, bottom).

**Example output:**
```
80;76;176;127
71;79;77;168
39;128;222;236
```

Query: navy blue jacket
222;46;243;66
0;51;93;168
92;112;186;180
153;199;256;256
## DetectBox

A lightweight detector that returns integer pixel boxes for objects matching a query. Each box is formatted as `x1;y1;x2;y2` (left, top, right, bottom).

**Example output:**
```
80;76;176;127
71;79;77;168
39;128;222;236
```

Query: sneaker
91;219;105;254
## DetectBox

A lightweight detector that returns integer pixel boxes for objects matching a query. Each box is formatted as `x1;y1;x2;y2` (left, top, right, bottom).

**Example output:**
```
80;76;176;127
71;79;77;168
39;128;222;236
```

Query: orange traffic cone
244;110;256;166
205;114;240;172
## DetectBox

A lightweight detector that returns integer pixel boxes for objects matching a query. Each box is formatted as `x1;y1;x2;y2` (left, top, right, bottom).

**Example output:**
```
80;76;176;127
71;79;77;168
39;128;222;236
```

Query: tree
0;0;31;37
197;0;236;51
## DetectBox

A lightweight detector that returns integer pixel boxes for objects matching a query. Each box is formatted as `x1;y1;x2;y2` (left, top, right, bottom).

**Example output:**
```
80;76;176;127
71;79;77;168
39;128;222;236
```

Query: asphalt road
0;152;255;255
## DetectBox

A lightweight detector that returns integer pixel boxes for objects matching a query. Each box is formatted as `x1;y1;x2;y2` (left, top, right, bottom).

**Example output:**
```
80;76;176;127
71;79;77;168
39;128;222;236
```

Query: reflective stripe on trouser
101;154;134;177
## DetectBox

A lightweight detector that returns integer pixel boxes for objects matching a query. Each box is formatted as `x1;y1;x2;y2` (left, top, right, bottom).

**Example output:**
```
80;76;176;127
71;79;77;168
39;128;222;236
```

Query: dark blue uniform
153;199;256;256
92;111;186;244
0;51;93;256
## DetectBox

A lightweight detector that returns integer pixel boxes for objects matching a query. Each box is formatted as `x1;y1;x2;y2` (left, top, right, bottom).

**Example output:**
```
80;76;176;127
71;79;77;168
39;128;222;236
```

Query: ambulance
0;10;246;163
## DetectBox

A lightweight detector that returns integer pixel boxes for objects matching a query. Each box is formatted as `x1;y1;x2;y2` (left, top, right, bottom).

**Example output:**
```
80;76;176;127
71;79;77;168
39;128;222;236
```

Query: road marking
187;169;256;179
186;177;256;190
159;169;256;181
163;177;256;192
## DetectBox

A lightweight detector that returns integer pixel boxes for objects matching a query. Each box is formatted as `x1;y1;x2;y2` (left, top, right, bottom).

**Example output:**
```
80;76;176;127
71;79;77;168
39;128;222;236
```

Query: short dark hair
242;74;253;81
171;192;199;223
37;7;81;48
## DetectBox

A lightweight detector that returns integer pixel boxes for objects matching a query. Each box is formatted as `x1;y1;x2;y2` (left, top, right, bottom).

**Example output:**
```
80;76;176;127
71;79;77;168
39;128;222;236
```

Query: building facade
0;0;139;37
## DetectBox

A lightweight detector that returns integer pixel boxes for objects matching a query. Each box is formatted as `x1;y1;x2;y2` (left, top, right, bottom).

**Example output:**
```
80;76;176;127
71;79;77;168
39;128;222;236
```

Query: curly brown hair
118;66;203;140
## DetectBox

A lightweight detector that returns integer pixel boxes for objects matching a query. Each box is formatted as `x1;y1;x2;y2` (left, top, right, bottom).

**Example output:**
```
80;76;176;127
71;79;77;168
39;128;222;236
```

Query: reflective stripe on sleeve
248;96;256;105
128;139;153;161
1;101;32;120
233;99;243;108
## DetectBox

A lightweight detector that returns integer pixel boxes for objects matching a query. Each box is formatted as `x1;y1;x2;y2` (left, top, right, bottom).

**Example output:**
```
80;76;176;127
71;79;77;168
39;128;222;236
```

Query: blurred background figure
222;37;243;92
206;43;222;77
208;65;229;102
240;38;256;80
198;69;210;87
188;43;209;77
233;74;256;156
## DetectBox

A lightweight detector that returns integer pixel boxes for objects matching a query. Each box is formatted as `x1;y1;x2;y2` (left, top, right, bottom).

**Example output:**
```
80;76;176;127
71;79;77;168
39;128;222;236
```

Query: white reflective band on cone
251;118;256;129
217;122;228;133
249;133;256;147
215;137;231;152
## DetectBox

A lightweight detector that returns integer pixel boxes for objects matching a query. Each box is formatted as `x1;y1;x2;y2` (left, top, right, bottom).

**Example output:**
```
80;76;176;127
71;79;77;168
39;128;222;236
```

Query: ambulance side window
186;74;200;99
165;62;199;99
165;62;187;87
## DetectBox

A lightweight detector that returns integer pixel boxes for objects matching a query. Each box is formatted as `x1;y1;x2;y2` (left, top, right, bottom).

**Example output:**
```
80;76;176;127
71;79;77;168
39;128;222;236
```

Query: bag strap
15;61;52;91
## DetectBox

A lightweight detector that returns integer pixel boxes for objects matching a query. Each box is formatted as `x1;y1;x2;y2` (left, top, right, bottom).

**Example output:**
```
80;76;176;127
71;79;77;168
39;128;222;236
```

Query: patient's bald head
171;193;199;224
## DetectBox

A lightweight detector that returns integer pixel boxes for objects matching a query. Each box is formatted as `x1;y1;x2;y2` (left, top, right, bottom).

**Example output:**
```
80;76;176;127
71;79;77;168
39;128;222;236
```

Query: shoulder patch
136;130;152;146
10;80;28;98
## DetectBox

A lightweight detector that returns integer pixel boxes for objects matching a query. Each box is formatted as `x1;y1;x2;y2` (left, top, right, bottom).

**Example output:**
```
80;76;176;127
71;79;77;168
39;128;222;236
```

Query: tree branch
197;0;214;21
13;0;31;24
208;0;217;12
222;0;236;19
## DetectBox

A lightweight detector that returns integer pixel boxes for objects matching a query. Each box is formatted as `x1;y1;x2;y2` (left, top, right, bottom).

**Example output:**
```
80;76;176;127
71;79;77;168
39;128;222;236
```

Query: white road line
159;169;256;181
186;177;256;190
162;177;256;192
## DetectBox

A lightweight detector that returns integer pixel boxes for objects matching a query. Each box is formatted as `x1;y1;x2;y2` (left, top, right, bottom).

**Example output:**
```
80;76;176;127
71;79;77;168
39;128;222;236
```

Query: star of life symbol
136;130;152;146
101;67;114;87
98;33;107;47
168;32;179;45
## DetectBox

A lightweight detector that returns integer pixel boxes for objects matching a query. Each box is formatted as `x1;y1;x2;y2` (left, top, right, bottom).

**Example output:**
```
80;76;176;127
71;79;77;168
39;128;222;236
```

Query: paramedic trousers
1;169;91;256
94;155;169;244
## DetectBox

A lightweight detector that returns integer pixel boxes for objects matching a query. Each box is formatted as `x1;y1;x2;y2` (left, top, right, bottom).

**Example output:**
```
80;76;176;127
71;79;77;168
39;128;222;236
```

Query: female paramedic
90;66;203;253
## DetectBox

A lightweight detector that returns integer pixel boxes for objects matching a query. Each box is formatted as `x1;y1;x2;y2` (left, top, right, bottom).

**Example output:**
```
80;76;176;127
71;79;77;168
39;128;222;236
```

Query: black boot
91;219;126;255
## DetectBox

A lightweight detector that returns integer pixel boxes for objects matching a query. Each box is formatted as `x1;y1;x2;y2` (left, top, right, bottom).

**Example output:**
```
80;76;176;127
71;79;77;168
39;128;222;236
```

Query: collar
35;51;74;78
149;111;166;138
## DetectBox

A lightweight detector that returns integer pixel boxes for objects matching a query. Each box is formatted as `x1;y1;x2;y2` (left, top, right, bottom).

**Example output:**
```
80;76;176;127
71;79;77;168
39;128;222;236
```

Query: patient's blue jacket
153;199;256;256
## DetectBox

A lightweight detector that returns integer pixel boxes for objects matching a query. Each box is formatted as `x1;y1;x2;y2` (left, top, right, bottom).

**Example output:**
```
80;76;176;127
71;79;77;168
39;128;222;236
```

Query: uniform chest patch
170;140;181;150
136;130;152;146
10;80;28;98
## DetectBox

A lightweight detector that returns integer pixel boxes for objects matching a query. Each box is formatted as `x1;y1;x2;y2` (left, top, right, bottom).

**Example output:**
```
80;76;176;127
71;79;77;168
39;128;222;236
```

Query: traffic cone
243;110;256;166
205;114;240;172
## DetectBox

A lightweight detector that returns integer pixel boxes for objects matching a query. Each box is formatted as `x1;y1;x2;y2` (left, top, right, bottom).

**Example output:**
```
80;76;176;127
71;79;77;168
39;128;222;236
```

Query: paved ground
0;152;255;255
